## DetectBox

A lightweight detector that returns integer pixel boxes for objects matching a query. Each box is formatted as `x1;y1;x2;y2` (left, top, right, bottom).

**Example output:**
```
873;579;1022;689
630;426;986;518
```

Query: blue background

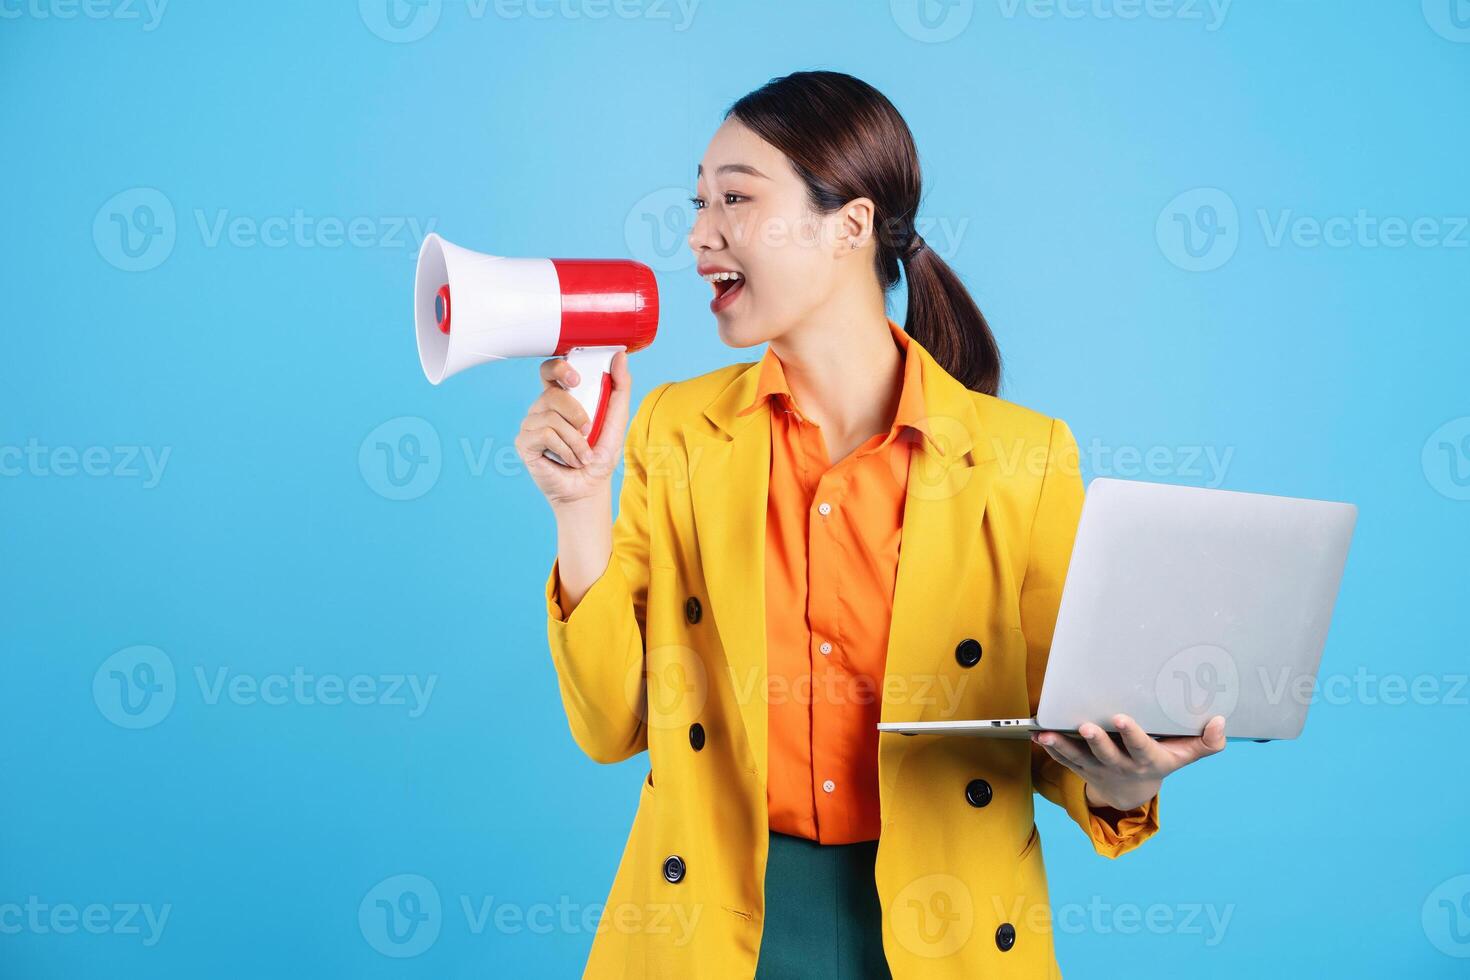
3;0;1468;975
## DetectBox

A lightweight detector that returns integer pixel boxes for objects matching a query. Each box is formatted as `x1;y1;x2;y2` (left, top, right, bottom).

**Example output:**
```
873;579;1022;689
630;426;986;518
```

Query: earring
849;240;858;250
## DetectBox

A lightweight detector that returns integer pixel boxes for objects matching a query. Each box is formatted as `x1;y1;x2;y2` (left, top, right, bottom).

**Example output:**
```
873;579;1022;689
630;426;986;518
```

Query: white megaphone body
414;232;659;467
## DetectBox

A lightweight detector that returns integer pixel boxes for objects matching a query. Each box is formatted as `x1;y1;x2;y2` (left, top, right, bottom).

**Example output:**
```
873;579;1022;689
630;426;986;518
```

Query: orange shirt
736;317;943;844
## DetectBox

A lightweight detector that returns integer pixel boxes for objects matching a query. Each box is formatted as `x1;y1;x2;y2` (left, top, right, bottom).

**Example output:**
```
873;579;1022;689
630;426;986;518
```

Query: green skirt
754;830;893;979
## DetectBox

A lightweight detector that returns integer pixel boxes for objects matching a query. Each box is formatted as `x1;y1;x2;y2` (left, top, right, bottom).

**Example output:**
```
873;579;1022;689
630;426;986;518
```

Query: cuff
545;554;624;627
1060;772;1161;859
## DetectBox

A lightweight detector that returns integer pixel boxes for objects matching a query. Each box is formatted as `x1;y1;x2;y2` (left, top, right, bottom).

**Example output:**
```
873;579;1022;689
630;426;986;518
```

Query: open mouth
703;270;746;311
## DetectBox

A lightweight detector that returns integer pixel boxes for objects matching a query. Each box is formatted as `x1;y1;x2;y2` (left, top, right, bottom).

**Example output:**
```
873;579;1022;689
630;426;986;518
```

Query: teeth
701;271;744;282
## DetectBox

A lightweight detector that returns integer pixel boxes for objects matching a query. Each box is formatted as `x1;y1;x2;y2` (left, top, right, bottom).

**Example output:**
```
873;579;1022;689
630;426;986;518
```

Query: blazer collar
700;319;991;464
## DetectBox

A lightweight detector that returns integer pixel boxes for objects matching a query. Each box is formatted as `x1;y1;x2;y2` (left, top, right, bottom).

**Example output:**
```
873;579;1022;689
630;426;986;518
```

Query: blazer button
965;778;993;808
662;854;686;884
689;722;706;751
685;596;702;624
955;638;982;668
995;922;1016;951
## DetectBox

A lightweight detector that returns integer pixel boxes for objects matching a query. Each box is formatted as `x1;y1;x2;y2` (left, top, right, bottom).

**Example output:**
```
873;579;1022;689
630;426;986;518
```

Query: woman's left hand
1032;713;1227;812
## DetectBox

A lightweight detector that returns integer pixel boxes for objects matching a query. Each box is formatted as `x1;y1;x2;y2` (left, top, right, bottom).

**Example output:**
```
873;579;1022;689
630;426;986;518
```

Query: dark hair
726;70;1002;396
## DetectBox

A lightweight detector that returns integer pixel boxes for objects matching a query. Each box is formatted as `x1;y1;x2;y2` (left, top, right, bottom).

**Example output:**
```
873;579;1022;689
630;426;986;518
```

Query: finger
533;426;584;468
541;387;593;435
1173;715;1229;762
1113;714;1168;768
1076;722;1128;769
1040;734;1099;781
524;410;594;464
1036;738;1092;780
539;357;580;390
1204;714;1228;751
521;414;590;467
1155;716;1228;765
1034;732;1097;773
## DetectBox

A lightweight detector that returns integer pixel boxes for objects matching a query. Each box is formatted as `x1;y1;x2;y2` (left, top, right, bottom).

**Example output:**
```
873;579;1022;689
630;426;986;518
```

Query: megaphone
414;232;659;467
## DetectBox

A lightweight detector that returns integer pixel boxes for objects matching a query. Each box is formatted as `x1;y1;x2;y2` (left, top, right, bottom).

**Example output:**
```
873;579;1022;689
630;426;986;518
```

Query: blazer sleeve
1023;417;1161;859
543;382;672;765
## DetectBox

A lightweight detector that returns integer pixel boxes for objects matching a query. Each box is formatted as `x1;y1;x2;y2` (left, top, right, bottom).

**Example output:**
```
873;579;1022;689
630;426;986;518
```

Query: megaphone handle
544;345;625;467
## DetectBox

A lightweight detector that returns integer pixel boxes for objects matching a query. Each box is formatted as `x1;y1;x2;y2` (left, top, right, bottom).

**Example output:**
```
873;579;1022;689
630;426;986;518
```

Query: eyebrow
696;163;770;180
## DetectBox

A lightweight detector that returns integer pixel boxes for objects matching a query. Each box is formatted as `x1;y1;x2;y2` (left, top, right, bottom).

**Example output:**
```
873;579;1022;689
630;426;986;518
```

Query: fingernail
581;422;592;436
568;371;580;385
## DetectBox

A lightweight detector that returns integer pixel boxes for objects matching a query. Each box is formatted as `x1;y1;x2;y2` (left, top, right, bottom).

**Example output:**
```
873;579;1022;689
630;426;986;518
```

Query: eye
688;193;748;211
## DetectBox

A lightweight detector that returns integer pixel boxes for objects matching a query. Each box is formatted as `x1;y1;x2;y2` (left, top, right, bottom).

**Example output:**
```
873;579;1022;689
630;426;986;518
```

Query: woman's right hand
517;350;633;508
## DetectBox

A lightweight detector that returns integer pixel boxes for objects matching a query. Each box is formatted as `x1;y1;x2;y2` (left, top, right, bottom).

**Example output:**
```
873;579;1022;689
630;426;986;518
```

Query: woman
518;70;1226;979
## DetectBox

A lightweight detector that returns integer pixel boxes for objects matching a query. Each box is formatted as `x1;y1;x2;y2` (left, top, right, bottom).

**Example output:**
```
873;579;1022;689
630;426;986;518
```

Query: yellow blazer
544;330;1160;978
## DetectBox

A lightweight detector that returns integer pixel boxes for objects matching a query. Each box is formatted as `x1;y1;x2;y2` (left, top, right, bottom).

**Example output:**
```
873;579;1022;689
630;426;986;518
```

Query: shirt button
822;779;836;793
817;502;832;516
819;641;832;655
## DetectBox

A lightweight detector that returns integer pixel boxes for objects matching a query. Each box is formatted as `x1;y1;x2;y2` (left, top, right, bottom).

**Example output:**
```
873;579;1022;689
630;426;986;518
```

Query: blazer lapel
683;364;771;779
881;373;999;725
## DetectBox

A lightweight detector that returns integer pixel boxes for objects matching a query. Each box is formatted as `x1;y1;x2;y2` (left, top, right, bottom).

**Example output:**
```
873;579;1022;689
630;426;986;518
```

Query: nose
687;206;723;255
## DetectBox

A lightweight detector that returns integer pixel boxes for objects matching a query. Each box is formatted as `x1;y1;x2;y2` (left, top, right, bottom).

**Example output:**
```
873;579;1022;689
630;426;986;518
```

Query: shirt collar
734;317;941;455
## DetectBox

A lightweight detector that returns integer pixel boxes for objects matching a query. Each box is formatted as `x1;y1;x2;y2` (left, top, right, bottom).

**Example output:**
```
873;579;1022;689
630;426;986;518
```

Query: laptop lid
1035;478;1357;740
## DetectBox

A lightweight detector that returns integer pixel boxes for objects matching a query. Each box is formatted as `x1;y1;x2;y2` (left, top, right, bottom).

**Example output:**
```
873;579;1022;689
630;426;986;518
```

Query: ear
836;196;876;252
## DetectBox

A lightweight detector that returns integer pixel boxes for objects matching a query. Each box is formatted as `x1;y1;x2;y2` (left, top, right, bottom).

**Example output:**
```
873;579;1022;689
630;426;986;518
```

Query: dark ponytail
726;70;1002;396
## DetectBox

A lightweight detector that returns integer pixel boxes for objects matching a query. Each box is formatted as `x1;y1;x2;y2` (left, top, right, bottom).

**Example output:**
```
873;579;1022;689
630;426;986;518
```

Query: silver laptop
877;477;1357;742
